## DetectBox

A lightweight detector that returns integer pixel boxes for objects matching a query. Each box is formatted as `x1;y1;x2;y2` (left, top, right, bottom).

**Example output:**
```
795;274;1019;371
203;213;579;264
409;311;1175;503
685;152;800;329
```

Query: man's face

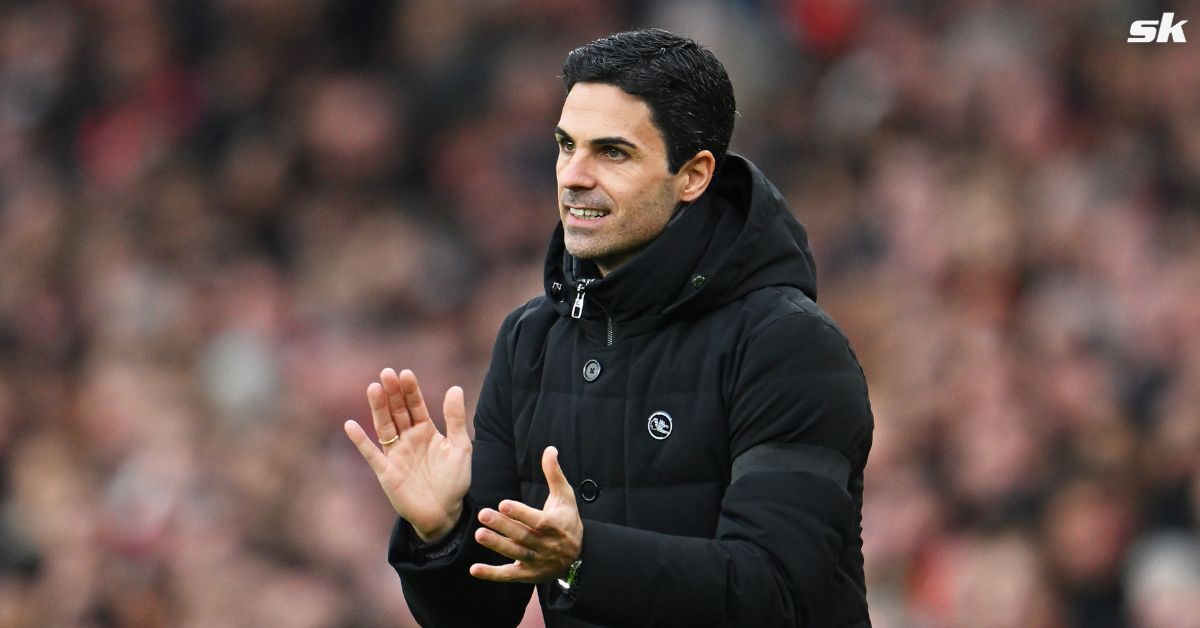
554;83;682;275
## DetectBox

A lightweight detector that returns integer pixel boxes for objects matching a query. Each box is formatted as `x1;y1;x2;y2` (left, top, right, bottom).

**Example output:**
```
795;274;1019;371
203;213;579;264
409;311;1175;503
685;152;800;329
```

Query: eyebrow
555;127;639;151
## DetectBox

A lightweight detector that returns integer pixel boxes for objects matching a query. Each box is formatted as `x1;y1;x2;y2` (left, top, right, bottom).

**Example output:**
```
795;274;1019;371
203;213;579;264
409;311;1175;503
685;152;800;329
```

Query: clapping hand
344;368;471;542
469;446;583;584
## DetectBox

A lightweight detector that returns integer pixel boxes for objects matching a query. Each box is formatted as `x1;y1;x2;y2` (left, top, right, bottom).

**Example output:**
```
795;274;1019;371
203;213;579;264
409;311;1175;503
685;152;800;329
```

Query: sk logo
1128;13;1188;43
647;411;673;440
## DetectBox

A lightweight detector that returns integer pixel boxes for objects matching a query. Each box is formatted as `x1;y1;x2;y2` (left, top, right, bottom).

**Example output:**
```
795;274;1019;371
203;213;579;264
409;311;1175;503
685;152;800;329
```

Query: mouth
566;206;611;221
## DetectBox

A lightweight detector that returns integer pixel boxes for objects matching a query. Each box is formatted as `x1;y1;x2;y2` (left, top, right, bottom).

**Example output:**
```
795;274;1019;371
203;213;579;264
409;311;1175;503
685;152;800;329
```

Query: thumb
443;386;470;448
542;446;574;501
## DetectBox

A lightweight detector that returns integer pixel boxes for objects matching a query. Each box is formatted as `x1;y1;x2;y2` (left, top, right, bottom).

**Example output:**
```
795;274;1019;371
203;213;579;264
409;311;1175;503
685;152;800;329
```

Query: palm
345;368;472;541
378;418;471;532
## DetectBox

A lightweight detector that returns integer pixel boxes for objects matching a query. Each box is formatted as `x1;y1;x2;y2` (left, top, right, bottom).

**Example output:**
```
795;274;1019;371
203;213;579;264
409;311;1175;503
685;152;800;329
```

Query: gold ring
379;434;400;446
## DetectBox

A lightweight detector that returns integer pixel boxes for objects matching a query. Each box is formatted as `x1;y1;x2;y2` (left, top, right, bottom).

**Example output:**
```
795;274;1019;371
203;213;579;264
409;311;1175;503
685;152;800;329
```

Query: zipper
569;279;614;346
571;279;595;319
570;281;588;319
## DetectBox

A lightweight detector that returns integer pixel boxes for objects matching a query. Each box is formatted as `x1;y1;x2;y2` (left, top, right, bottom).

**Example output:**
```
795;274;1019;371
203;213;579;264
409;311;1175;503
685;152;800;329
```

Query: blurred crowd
1;0;1198;626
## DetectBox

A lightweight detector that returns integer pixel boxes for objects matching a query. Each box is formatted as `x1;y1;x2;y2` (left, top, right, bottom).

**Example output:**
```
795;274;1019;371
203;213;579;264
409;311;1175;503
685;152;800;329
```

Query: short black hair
562;28;736;174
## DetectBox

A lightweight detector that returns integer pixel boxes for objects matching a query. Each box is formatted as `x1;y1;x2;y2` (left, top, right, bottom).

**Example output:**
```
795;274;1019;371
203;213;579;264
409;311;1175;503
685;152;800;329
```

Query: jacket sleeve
387;311;533;627
546;310;873;627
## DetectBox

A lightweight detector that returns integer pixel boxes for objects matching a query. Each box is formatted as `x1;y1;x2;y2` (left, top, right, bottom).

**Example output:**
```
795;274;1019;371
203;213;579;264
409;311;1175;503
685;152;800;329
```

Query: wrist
414;504;464;544
557;558;582;594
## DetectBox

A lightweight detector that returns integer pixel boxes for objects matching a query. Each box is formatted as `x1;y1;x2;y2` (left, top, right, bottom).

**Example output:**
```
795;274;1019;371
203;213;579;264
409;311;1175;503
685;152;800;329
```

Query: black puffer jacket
389;155;873;627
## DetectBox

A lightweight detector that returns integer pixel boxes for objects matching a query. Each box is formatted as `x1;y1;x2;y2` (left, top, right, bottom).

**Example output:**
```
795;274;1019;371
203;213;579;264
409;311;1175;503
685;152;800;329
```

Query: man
344;28;873;627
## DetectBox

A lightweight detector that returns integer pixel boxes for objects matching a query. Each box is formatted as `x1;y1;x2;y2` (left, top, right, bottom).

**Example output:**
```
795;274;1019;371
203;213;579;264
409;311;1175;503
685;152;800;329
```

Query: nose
557;151;596;190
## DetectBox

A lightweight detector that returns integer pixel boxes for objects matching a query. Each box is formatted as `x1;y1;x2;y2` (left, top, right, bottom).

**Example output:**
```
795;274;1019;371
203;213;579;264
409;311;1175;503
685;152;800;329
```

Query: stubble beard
562;184;680;276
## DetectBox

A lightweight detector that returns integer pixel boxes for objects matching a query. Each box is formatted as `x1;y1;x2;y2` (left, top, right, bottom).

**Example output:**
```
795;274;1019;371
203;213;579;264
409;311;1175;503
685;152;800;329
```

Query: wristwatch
557;559;582;594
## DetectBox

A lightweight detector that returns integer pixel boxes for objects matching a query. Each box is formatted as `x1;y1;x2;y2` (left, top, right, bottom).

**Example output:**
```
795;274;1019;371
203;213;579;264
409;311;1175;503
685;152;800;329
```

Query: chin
563;233;594;255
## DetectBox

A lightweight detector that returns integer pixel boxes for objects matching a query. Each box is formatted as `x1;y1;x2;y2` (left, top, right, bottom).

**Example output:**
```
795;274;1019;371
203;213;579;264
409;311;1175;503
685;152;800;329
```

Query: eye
556;137;574;153
602;146;627;160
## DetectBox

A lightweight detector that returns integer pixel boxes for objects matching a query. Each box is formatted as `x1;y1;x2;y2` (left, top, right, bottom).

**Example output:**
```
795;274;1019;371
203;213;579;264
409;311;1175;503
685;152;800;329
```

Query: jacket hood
543;153;817;329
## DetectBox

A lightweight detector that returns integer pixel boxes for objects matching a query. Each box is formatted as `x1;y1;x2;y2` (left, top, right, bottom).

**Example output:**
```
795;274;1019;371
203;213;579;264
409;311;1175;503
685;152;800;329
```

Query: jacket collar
542;154;817;329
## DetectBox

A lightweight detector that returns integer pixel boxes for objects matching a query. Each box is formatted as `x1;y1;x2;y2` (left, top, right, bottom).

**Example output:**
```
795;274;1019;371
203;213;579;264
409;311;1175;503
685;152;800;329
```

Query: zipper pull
571;287;586;319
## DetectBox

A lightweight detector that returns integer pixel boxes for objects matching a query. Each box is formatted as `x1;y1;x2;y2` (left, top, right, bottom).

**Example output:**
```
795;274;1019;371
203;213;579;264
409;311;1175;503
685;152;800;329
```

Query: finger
495;499;551;531
343;419;390;477
478;507;536;544
473;526;537;563
542;446;575;502
444;386;469;447
469;561;535;583
368;380;404;442
379;368;415;430
398;369;433;425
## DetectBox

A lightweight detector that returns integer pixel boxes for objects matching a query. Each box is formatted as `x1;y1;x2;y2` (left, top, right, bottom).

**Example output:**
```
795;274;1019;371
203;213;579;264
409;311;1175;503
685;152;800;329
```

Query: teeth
569;207;608;220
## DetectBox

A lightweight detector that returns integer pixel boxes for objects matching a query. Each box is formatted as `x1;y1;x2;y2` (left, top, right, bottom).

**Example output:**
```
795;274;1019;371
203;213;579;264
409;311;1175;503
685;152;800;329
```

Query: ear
676;150;717;203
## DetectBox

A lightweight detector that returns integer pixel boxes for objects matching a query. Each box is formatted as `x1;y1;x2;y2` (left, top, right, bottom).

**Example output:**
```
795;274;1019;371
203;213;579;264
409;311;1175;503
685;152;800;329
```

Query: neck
592;247;642;277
